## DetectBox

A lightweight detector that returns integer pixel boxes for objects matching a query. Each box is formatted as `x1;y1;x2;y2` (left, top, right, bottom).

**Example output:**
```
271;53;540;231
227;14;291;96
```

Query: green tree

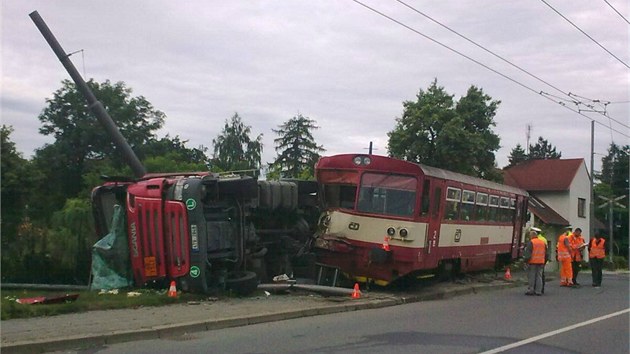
1;126;31;245
211;113;263;174
268;114;324;180
138;135;209;173
595;143;629;259
47;198;95;283
528;136;561;160
388;80;501;180
507;143;528;167
31;79;164;220
0;126;40;279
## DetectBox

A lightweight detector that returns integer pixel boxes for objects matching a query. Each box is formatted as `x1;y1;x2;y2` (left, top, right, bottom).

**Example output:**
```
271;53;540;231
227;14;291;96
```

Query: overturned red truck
91;173;318;294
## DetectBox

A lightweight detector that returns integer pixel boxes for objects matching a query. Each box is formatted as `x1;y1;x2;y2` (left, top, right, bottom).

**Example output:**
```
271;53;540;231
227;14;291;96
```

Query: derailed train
313;154;529;286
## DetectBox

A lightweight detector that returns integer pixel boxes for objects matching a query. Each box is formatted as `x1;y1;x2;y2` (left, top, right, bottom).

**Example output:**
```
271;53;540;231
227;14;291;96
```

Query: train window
324;184;357;209
488;195;500;222
320;170;359;210
421;179;431;216
445;187;461;220
475;193;489;221
500;197;510;222
461;190;475;221
357;173;417;217
323;184;357;210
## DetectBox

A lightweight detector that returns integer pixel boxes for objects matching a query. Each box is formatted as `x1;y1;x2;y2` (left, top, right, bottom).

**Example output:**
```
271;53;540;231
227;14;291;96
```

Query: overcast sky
2;1;628;174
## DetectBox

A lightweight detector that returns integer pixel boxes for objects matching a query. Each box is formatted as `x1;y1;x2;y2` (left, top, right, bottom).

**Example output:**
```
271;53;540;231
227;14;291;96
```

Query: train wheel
226;270;258;296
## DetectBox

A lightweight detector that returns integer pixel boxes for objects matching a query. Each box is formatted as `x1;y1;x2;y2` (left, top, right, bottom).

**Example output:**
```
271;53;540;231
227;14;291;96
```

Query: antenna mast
525;124;532;155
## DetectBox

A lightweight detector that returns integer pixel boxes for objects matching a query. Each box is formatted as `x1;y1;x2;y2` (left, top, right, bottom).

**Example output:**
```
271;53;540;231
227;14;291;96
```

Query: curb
1;280;523;354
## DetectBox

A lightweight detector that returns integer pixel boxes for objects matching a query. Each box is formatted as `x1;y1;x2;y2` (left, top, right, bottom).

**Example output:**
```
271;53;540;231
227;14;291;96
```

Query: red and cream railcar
313;154;528;285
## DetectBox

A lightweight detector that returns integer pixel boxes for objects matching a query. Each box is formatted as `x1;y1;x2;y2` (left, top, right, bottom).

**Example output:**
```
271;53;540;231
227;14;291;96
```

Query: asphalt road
62;273;629;354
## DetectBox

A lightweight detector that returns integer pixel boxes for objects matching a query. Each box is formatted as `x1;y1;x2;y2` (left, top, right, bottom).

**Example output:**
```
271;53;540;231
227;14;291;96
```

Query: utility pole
597;195;626;264
364;141;378;155
589;120;595;241
526;124;532;155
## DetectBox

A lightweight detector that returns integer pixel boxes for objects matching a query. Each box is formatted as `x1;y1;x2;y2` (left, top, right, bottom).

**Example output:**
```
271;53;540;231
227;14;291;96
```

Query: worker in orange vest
569;228;587;286
523;230;549;295
531;227;549;293
588;233;606;287
557;228;573;287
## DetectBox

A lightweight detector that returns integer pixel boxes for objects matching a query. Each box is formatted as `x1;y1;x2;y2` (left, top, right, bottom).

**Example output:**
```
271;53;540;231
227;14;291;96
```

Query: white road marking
479;308;630;354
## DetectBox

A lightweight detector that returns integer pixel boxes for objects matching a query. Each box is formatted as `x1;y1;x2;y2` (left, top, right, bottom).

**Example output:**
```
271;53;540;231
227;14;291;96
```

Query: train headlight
321;215;331;228
353;155;372;166
399;228;408;238
387;227;396;236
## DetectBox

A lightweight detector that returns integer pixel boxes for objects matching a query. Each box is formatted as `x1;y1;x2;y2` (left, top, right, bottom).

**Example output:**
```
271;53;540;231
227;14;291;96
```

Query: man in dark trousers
588;233;606;287
569;228;587;286
531;227;548;293
523;230;549;296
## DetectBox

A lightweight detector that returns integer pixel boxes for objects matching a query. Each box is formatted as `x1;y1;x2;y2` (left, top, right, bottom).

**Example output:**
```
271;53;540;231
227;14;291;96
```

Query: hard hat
530;227;542;232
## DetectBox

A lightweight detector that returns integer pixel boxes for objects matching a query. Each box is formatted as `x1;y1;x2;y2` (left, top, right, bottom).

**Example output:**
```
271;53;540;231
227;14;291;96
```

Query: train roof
317;154;528;196
418;163;528;196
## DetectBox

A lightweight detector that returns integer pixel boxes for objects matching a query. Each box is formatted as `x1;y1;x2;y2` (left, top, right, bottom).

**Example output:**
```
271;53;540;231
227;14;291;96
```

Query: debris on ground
16;293;80;305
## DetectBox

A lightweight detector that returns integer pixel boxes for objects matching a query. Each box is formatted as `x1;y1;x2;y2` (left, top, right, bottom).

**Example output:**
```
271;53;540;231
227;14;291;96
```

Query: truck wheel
226;271;258;296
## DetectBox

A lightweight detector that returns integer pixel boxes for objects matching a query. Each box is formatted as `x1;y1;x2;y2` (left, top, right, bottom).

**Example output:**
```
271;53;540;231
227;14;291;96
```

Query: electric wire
395;0;629;130
350;0;630;139
603;0;630;25
540;0;630;69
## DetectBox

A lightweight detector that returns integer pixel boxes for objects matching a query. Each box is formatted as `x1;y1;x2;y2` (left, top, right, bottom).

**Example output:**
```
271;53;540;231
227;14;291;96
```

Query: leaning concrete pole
29;11;146;178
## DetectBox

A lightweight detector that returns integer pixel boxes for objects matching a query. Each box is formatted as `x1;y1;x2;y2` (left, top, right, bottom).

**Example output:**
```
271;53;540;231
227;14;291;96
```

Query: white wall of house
534;161;591;241
567;161;591;241
537;191;569;217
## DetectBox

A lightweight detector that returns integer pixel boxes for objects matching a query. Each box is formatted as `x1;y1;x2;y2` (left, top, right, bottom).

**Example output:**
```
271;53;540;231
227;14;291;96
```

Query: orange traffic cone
381;237;391;251
351;283;361;299
504;267;512;281
168;280;178;298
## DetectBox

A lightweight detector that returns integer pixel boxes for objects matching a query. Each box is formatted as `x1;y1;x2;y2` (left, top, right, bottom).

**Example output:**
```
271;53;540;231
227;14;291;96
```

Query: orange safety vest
529;237;546;264
589;238;606;259
570;235;585;261
557;233;571;260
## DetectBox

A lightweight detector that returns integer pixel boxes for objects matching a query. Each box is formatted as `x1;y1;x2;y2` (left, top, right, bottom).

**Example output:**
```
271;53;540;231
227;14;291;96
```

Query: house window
578;198;586;218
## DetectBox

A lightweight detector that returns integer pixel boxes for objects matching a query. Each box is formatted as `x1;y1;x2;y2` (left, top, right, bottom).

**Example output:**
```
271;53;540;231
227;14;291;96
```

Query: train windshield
319;170;358;210
357;173;417;217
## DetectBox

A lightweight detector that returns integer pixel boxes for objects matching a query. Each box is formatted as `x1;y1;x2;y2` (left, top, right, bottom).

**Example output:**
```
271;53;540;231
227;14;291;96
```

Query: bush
604;256;628;270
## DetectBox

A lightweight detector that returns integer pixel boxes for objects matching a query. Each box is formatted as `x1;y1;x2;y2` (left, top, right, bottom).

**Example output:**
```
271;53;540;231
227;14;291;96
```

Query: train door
512;195;526;258
424;179;444;268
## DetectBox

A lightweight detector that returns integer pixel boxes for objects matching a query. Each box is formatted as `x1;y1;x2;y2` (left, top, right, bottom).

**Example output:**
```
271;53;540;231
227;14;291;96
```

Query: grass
1;288;210;320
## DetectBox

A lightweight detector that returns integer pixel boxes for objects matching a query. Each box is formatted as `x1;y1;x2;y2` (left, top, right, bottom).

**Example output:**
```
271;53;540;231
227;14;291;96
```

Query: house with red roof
504;158;592;268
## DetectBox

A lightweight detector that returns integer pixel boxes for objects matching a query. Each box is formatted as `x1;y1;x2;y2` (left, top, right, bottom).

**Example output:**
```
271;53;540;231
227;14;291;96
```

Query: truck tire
226;271;258;296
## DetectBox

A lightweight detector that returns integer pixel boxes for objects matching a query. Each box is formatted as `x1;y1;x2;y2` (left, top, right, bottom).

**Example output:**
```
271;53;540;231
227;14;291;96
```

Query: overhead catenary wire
395;0;629;131
603;0;630;25
349;0;630;139
540;0;630;69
